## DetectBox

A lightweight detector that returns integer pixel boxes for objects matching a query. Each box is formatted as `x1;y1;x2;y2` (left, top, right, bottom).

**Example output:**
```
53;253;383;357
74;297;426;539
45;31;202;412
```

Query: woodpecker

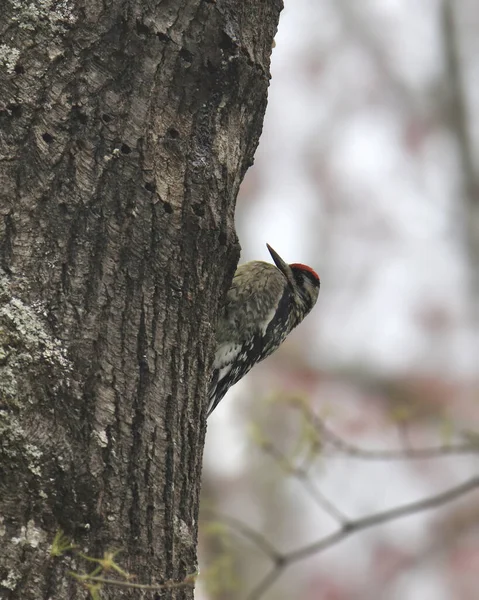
208;244;320;416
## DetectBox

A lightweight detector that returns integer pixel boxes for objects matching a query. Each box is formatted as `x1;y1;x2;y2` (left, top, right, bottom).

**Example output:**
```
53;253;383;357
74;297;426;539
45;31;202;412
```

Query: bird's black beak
266;244;295;286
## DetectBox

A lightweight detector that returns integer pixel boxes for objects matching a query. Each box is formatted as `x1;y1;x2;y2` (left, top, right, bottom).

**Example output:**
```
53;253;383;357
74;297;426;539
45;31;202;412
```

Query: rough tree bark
0;0;282;598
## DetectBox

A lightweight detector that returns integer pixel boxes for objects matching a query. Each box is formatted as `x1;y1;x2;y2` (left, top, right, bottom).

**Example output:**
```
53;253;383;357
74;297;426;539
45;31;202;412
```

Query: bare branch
287;475;479;562
71;573;196;591
246;564;284;600
295;402;479;461
200;509;282;562
260;439;349;524
243;475;479;600
442;0;479;290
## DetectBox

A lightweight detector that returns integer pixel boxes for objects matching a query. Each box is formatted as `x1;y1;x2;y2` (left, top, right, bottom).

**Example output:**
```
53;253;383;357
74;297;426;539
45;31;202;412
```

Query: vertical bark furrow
0;0;282;597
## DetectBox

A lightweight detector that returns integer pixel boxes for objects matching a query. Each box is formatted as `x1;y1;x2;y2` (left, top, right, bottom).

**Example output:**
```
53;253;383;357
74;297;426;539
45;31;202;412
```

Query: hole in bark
102;113;112;123
166;128;179;139
120;143;131;154
192;203;205;217
156;31;169;43
219;32;237;53
179;48;193;63
7;103;22;118
71;106;88;124
144;182;156;192
14;64;25;75
136;20;150;36
163;202;173;214
219;231;227;246
206;59;216;74
42;132;54;144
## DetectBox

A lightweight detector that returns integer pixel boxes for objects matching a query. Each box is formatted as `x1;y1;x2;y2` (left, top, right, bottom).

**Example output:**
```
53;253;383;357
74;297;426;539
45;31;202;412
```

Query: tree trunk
0;0;281;598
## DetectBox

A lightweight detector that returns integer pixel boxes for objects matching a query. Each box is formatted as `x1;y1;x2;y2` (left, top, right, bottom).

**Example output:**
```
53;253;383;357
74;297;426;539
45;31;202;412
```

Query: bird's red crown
290;263;320;282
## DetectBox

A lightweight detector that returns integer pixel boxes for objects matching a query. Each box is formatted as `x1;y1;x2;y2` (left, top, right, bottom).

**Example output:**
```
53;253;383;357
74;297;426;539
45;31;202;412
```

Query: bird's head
266;243;320;316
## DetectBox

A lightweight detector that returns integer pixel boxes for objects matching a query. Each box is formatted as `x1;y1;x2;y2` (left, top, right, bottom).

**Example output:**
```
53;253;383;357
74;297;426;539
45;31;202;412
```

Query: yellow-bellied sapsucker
208;244;320;416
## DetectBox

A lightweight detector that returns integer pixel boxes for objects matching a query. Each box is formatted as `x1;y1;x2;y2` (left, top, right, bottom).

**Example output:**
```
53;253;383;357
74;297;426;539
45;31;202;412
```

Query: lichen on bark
0;0;282;597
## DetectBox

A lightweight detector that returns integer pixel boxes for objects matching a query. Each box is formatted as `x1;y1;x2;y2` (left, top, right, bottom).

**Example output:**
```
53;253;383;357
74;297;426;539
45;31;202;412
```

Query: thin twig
287;475;479;562
298;404;479;461
201;509;282;561
261;439;349;524
246;564;284;600
72;573;195;591
245;475;479;600
442;0;479;278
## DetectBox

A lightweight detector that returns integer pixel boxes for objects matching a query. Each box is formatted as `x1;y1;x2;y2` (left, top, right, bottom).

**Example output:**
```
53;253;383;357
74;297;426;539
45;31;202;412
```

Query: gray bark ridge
0;0;282;598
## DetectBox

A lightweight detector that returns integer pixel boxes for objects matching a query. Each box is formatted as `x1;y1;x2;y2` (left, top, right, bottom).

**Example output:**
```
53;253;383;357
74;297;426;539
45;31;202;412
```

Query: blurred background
200;1;479;599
